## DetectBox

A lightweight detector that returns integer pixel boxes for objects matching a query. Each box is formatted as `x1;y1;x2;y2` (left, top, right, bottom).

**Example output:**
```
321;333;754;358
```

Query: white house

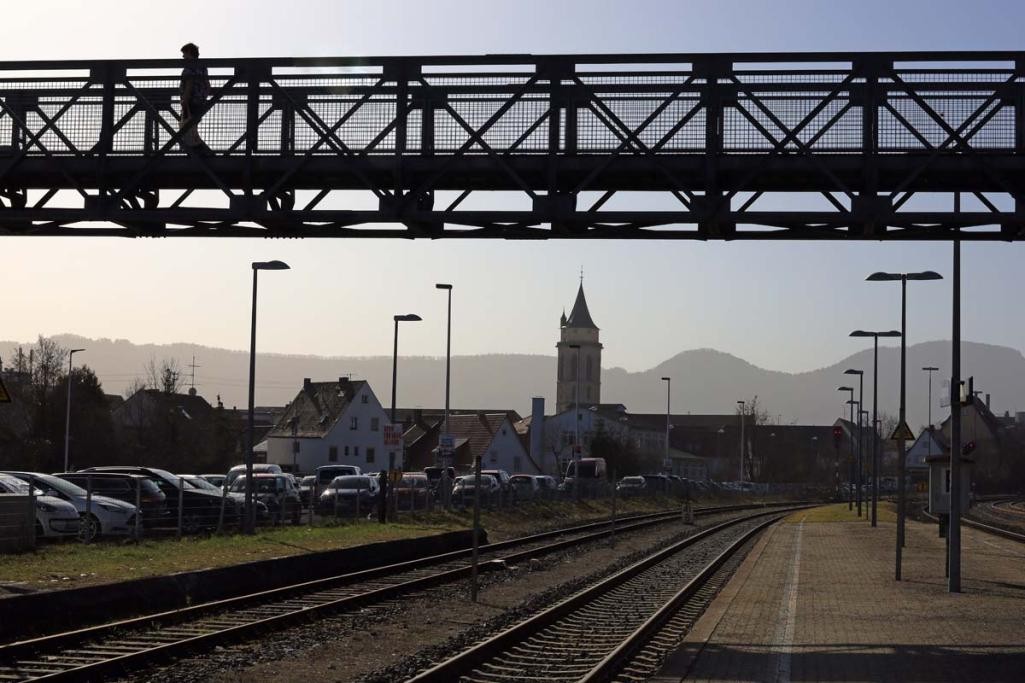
437;413;541;475
538;403;633;475
265;378;398;474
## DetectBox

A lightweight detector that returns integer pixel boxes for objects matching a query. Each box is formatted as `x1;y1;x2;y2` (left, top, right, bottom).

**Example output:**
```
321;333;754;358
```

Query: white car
0;473;80;539
5;472;139;541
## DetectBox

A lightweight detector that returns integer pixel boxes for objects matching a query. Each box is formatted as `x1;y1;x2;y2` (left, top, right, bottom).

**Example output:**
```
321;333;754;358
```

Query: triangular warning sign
0;377;10;404
890;420;914;441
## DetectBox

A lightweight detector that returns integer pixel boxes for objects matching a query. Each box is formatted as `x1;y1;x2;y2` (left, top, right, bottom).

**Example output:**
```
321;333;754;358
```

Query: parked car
297;475;317;507
182;474;271;522
199;474;226;489
5;471;138;542
481;469;515;501
423;466;456;492
561;458;608;495
229;474;302;524
318;475;379;516
533;475;559;498
452;474;500;506
315;465;362;488
394;473;430;509
616;475;647;497
225;463;283;488
0;473;80;539
80;466;240;533
56;471;170;528
509;474;541;500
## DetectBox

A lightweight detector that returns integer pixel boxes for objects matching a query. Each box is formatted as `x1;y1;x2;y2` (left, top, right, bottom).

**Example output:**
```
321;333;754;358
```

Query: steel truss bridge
1;51;1024;239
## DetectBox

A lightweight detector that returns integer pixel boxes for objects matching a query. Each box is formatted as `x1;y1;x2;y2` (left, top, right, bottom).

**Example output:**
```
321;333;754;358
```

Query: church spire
565;282;598;330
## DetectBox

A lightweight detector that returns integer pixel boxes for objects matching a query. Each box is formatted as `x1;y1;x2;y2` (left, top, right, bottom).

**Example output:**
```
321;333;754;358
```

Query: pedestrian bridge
0;51;1023;239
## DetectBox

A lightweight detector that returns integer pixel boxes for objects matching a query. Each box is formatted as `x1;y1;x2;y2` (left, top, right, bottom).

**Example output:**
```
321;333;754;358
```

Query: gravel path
128;510;749;683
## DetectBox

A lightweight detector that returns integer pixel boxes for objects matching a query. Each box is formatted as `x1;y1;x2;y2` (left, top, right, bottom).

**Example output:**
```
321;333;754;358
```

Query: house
907;427;948;492
434;413;541;475
265;378;396;474
938;396;1025;490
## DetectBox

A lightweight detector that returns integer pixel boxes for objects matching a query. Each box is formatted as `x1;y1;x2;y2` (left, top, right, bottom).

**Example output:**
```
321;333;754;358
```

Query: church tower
556;281;603;413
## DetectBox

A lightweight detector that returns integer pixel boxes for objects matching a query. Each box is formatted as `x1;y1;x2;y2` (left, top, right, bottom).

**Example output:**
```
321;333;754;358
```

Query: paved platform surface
657;504;1025;683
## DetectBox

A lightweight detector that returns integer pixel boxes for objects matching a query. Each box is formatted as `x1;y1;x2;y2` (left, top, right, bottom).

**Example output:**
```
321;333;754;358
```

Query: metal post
135;482;142;541
610;468;617;548
573;345;581;502
217;485;226;535
246;268;258;535
949;234;962;592
28;486;36;550
177;477;184;541
738;401;745;483
897;276;907;580
84;475;93;545
857;371;863;517
848;397;855;511
471;455;482;603
391;317;399;425
63;349;83;472
872;337;880;528
663;377;671;474
309;481;316;526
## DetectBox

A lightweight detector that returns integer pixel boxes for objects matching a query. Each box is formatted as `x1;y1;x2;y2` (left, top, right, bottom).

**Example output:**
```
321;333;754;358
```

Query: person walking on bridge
179;42;211;154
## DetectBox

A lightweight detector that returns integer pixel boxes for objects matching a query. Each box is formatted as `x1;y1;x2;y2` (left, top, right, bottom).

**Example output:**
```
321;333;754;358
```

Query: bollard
84;475;93;545
134;482;142;542
610;469;617;548
333;483;339;519
177;477;184;541
309;481;317;527
356;481;362;521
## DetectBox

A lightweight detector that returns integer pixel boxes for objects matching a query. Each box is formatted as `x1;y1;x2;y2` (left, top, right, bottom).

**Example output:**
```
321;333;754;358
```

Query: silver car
0;473;80;539
5;472;138;541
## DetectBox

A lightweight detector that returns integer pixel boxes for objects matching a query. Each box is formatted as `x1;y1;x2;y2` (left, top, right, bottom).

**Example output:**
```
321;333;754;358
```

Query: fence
0;494;35;553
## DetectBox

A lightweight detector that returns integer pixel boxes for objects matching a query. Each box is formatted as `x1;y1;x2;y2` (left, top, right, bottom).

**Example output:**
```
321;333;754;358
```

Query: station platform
657;504;1025;683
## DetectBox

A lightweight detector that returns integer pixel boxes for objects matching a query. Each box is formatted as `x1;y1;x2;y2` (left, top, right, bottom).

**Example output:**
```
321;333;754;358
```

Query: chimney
986;393;991;410
188;387;197;397
530;397;545;472
338;377;350;391
303;378;312;392
414;408;423;423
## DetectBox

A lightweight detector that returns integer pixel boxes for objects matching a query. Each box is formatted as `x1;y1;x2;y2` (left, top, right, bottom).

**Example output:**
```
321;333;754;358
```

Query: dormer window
361;394;368;404
350;417;358;430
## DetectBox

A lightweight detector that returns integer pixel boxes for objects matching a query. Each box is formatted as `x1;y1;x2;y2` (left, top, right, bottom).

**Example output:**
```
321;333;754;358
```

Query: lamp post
850;330;901;528
661;377;671;475
63;348;85;472
844;369;865;517
390;315;423;423
922;365;940;466
569;344;582;501
436;284;453;467
838;386;854;510
867;269;942;581
737;400;745;483
247;260;290;534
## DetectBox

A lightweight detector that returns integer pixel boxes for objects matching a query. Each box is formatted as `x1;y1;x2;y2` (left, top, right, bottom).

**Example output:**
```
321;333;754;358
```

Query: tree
145;357;183;395
738;395;770;481
123;377;147;400
47;367;118;470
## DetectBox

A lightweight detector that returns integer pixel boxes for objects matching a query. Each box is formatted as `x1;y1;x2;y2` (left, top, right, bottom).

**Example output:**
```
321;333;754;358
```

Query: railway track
0;502;795;682
407;507;801;683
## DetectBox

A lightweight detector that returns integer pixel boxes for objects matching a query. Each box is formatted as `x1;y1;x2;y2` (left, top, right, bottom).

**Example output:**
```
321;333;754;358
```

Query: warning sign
890;421;915;442
0;377;10;404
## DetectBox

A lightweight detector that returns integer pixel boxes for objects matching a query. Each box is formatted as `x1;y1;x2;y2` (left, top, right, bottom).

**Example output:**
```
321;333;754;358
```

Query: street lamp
661;377;671;475
867;269;942;581
63;348;85;472
923;365;940;470
436;284;453;467
736;400;746;483
838;386;854;510
246;260;290;534
850;330;901;528
844;369;865;518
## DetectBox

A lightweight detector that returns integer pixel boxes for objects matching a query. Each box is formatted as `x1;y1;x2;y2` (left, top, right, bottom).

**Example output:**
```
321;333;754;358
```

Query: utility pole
737;400;745;483
188;355;201;392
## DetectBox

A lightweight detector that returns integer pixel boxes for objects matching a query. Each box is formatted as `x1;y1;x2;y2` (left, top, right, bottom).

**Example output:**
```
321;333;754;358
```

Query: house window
344;445;349;457
371;417;379;432
361;394;368;404
354;446;360;457
367;447;375;463
350;417;358;430
329;446;338;462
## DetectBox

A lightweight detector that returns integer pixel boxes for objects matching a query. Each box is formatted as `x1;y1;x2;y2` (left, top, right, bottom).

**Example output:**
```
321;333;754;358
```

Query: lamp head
866;271;902;281
69;348;85;354
661;376;670;382
252;260;290;271
843;369;863;376
837;385;853;392
907;270;943;281
922;366;940;371
394;314;422;322
435;283;452;290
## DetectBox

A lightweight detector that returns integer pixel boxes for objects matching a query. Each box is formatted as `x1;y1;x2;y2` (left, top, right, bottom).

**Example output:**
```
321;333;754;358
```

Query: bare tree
145;357;183;395
738;395;770;481
123;377;147;400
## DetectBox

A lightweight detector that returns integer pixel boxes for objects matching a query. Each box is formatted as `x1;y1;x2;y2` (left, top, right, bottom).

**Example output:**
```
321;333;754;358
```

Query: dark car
56;471;170;528
79;466;240;533
229;473;302;524
423;466;456;491
452;474;499;507
298;475;317;507
481;469;515;502
394;473;430;510
318;475;379;516
616;475;647;497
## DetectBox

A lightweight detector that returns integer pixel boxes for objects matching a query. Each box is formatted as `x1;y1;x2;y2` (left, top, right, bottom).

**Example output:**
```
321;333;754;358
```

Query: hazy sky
2;0;1024;391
